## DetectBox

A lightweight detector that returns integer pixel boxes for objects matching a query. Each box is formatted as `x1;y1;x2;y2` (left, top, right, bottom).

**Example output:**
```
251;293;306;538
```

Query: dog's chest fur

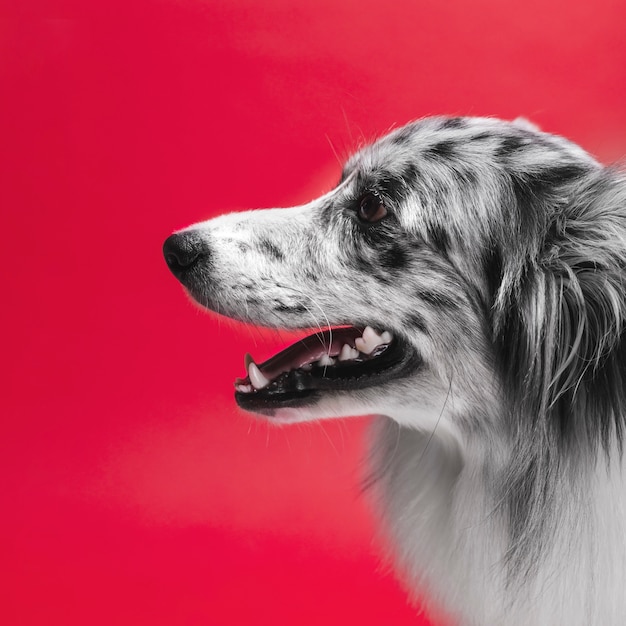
374;419;626;625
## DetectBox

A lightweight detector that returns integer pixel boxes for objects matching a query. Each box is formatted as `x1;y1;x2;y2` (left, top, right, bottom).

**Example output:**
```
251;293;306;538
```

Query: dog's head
163;116;626;452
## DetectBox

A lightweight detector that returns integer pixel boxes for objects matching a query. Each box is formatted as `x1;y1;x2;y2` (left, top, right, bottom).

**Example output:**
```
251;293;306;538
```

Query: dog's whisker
325;133;343;169
281;286;333;354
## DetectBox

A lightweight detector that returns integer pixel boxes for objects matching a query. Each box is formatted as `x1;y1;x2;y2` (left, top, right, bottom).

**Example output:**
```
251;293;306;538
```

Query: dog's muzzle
163;230;423;414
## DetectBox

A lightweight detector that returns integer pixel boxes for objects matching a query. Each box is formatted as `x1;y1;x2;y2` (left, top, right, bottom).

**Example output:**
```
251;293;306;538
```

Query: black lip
235;336;421;413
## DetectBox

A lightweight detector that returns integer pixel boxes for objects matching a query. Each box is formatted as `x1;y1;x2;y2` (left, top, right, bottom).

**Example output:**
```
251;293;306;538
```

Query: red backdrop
2;1;625;624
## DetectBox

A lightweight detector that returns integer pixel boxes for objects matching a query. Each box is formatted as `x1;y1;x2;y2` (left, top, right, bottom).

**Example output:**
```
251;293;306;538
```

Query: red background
1;1;625;624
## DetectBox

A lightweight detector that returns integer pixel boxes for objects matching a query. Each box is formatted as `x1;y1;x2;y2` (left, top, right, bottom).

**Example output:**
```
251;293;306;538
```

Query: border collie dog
164;116;626;625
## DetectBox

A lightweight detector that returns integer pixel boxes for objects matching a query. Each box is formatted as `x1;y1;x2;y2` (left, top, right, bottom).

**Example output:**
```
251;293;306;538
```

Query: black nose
163;232;208;278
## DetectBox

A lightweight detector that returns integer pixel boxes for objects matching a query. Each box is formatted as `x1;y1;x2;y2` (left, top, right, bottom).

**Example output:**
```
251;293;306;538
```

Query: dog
163;116;626;625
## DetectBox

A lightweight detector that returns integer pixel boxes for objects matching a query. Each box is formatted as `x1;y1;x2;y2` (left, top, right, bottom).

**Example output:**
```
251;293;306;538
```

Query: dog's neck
371;415;626;625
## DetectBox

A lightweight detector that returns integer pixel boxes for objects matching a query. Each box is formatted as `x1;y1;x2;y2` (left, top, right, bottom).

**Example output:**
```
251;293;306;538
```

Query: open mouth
234;326;421;411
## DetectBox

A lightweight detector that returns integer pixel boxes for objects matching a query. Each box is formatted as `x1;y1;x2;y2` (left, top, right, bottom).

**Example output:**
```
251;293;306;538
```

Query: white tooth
354;337;369;353
356;326;383;354
235;383;253;393
248;361;270;390
362;326;382;345
338;344;359;361
339;344;351;361
380;331;392;344
317;354;335;366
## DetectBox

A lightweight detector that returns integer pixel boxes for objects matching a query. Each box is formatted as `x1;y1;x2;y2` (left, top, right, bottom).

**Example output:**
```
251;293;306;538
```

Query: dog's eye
357;193;387;223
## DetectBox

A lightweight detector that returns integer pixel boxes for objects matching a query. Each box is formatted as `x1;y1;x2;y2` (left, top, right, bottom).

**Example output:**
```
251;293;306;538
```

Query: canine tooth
338;344;359;361
317;354;335;366
380;331;392;344
248;361;270;390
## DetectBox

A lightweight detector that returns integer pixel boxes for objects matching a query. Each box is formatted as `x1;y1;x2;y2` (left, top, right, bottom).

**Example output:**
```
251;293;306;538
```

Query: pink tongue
256;327;364;381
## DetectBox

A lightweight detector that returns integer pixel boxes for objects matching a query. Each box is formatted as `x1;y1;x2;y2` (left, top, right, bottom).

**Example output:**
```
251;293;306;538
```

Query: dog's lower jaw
236;393;426;426
238;369;462;429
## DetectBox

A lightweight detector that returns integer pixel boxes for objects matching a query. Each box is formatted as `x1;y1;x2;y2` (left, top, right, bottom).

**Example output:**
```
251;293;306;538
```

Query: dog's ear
490;168;626;577
511;117;540;133
492;168;626;453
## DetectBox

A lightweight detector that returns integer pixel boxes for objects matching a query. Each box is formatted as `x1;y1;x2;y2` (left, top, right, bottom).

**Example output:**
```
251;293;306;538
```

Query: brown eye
357;193;387;223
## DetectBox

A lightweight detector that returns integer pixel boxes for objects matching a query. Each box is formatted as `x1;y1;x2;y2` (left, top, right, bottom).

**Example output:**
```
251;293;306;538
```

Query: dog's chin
239;401;331;424
233;327;422;420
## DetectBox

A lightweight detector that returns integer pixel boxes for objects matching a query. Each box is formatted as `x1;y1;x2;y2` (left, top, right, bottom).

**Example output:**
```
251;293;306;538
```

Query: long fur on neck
495;167;626;576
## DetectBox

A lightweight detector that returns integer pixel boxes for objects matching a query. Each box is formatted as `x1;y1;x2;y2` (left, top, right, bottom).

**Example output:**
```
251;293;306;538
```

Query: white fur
166;116;626;625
